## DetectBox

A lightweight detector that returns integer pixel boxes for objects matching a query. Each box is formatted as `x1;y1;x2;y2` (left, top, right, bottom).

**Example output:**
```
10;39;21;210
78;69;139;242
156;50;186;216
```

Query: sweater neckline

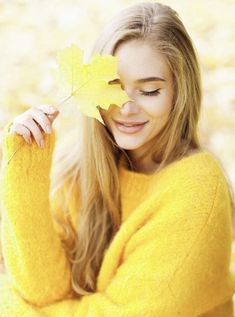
118;150;212;183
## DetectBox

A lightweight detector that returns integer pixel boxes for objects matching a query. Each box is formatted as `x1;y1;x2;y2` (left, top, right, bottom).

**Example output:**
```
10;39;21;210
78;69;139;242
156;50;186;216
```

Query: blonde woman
0;2;235;316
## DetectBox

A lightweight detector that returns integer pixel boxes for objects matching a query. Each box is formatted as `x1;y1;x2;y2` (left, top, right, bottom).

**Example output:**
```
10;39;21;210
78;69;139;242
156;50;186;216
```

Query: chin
118;144;139;150
114;136;145;150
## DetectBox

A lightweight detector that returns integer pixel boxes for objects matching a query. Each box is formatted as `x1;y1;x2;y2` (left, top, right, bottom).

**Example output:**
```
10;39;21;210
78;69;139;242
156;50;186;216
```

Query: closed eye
140;89;161;96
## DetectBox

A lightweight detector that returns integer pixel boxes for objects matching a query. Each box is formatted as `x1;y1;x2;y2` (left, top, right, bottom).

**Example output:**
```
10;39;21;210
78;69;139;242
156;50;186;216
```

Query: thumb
47;110;60;123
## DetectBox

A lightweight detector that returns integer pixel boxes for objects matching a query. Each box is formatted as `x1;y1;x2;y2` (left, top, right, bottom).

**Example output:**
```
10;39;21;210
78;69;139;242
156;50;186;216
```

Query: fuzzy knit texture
0;120;235;317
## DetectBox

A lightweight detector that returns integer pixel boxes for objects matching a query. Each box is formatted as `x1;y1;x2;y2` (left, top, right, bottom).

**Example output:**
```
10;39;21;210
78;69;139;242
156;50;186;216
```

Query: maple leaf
55;44;131;124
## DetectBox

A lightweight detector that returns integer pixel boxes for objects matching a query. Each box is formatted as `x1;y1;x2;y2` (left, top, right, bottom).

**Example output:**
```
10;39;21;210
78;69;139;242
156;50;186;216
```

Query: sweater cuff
1;121;56;172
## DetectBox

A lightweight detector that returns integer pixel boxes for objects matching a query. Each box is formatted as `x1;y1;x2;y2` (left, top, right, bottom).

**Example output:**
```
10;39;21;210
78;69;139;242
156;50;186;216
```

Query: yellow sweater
0;121;235;317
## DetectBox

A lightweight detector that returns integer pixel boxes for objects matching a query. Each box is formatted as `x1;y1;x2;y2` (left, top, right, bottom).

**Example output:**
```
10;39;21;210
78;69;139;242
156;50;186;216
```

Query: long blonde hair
50;2;234;298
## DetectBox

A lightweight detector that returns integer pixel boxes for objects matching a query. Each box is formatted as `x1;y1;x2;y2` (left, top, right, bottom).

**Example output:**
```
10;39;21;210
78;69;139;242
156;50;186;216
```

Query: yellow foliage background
0;0;235;307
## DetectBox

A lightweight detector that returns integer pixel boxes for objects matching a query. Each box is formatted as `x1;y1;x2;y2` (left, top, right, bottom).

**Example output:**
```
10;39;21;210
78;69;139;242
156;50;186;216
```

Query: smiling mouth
113;119;148;126
113;120;148;134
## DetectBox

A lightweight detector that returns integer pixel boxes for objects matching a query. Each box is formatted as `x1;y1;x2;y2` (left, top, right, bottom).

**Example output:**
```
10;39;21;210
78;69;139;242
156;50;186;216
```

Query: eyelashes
140;89;161;96
108;80;161;97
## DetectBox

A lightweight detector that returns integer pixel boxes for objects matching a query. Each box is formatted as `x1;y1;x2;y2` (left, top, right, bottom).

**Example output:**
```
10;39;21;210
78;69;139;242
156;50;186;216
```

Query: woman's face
99;40;174;157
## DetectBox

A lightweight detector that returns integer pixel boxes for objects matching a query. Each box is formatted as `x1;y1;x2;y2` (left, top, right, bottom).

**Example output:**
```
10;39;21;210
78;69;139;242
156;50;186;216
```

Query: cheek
141;95;172;118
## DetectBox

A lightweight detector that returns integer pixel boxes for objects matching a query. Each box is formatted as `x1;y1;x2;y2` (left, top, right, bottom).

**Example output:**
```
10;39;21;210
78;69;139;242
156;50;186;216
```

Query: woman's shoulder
170;148;229;181
158;148;233;204
156;149;234;218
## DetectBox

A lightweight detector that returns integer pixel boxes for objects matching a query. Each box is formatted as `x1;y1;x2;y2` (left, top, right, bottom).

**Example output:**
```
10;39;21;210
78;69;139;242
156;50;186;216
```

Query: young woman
0;2;235;316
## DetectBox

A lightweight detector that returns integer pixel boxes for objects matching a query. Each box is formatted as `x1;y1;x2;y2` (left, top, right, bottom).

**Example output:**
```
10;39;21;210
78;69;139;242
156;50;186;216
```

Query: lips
113;120;148;134
113;120;148;126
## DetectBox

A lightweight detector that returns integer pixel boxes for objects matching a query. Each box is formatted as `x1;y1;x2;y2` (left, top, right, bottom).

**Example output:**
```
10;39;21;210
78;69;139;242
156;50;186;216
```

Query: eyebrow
108;77;166;84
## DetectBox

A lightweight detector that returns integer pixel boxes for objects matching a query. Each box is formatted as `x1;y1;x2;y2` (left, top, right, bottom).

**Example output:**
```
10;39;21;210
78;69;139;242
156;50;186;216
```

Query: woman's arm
38;171;235;317
0;121;72;306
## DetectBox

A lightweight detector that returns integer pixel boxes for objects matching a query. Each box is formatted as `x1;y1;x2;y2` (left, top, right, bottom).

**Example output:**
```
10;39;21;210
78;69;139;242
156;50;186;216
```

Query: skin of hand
8;105;60;148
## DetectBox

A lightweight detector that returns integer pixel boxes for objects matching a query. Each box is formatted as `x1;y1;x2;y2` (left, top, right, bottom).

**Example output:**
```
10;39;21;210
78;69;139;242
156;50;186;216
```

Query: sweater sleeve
39;172;235;317
0;121;72;307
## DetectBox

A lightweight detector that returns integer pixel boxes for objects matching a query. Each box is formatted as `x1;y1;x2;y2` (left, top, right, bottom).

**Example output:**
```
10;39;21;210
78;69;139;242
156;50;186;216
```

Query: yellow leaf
56;44;131;124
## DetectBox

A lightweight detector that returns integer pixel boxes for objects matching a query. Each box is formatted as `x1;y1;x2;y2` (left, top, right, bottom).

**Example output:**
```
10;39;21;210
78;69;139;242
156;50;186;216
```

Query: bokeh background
0;0;235;309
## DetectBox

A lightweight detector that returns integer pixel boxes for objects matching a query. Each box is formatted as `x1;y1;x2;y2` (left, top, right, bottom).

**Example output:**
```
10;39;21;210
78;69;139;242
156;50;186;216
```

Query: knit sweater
0;121;235;317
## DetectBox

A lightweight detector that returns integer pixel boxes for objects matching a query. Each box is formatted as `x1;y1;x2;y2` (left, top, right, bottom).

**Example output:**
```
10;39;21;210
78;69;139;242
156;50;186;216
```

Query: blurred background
0;0;235;307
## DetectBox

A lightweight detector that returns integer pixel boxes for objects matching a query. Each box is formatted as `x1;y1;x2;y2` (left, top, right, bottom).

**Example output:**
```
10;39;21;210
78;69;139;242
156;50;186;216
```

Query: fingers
30;108;51;133
9;123;32;145
35;104;59;115
12;116;45;148
27;117;46;148
9;105;60;148
35;105;60;125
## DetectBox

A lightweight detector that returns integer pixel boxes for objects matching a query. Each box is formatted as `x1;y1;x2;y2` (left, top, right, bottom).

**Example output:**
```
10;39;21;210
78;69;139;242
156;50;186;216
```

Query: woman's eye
140;89;161;96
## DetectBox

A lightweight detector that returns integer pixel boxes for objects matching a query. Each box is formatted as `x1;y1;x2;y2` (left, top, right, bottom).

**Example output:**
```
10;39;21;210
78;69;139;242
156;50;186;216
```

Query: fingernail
40;140;45;148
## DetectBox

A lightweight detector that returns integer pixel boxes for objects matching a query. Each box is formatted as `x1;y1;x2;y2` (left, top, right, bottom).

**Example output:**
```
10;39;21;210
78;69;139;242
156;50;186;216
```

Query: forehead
114;40;171;81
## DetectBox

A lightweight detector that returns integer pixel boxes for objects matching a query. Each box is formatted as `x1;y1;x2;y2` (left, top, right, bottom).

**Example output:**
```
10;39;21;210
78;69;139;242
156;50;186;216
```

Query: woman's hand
9;105;60;148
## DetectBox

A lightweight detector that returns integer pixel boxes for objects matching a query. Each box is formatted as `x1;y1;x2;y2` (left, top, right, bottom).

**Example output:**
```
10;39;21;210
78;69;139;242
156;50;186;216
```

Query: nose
120;100;139;115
